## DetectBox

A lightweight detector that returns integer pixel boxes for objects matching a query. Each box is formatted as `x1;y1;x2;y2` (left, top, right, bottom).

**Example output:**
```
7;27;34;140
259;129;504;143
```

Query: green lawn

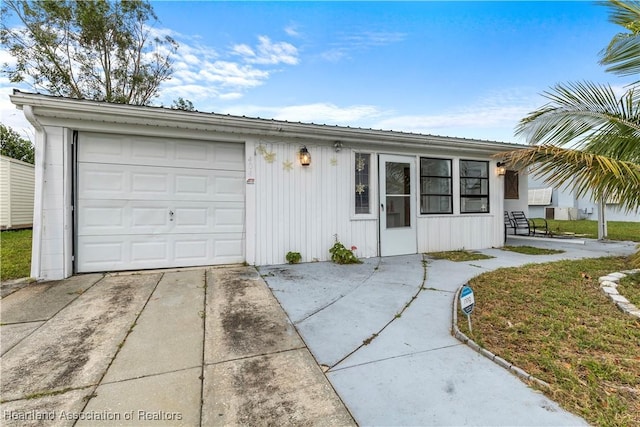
0;229;32;281
458;256;640;427
541;219;640;242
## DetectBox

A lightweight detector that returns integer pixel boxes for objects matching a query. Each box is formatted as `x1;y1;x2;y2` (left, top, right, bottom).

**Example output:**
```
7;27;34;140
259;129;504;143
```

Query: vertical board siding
417;215;500;252
253;143;377;265
0;155;35;229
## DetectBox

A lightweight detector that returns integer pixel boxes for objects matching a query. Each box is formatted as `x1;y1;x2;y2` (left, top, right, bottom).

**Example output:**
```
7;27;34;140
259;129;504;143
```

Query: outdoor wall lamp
496;162;507;176
299;146;311;166
334;141;343;152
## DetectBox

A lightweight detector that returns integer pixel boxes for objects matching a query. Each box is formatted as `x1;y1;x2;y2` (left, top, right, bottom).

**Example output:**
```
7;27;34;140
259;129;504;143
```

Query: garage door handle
169;210;174;221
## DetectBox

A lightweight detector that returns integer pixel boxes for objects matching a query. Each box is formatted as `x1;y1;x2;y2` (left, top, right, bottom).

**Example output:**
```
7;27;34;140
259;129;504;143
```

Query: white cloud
220;102;385;125
157;31;299;108
285;24;301;37
319;30;406;62
0;84;34;140
233;36;299;65
373;89;542;142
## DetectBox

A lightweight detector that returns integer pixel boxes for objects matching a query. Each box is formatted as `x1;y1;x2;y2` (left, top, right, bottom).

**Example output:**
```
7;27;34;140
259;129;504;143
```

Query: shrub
329;242;362;264
285;251;302;264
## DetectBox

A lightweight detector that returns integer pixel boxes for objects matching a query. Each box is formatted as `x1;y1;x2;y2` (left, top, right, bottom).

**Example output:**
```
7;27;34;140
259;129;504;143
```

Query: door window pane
385;161;411;227
386;162;410;195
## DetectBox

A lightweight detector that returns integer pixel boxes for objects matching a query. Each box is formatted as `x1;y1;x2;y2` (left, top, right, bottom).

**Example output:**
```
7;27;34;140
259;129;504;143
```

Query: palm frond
499;145;640;212
599;0;640;77
516;82;640;157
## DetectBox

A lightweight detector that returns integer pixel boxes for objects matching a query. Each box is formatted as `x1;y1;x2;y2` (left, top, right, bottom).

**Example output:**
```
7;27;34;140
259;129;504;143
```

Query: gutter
23;105;44;280
10;91;525;155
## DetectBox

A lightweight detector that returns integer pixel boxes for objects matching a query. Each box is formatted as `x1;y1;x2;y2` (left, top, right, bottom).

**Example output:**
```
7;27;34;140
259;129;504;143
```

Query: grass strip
1;229;32;281
427;250;494;262
501;245;565;255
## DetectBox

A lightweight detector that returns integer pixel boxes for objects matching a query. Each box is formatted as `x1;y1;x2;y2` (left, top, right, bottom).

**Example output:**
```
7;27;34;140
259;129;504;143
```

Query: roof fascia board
10;91;523;154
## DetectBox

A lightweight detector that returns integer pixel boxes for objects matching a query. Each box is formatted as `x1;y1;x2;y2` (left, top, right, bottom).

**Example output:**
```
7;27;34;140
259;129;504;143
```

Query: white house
10;91;526;281
0;154;35;230
528;174;640;222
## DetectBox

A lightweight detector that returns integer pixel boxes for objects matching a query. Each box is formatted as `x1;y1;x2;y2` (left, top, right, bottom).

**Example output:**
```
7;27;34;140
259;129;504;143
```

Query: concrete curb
451;285;550;390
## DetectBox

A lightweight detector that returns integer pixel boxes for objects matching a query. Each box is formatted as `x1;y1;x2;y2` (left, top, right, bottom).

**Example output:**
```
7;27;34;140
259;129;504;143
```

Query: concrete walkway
261;237;637;426
0;267;354;426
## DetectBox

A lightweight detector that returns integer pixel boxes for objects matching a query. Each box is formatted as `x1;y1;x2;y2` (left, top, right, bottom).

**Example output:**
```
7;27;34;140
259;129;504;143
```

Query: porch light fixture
496;162;507;176
299;146;311;166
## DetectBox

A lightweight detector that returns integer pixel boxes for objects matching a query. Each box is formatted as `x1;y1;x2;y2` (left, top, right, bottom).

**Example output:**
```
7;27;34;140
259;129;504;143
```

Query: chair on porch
509;211;531;236
504;211;515;242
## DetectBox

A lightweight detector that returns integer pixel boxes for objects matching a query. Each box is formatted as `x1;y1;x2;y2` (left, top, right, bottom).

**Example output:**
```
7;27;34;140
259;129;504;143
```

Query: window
460;160;489;213
504;170;519;199
354;153;371;214
420;158;452;214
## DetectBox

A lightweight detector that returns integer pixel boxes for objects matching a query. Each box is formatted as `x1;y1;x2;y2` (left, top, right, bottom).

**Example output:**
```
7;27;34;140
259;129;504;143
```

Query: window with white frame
354;153;371;214
420;157;452;214
460;160;489;213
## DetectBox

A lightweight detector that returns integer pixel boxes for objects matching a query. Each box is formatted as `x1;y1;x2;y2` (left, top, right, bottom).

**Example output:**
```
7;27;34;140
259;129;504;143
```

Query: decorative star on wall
263;151;276;163
283;160;293;171
330;157;338;166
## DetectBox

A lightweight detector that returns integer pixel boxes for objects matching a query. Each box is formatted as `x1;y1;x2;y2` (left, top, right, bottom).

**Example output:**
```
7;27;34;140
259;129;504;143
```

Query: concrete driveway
0;267;354;426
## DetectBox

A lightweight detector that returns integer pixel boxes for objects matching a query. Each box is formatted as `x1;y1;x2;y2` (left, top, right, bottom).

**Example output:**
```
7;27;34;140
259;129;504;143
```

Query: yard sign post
460;285;475;333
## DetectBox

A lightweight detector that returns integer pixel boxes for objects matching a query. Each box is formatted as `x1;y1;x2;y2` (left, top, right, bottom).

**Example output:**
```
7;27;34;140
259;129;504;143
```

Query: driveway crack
328;254;428;371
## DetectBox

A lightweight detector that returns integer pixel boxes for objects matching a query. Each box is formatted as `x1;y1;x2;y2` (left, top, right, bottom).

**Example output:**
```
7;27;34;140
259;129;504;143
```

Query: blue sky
1;1;634;143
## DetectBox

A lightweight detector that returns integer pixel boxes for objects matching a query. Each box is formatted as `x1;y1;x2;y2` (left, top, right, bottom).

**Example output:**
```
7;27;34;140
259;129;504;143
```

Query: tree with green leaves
501;0;640;255
1;124;34;164
1;0;178;105
171;97;195;111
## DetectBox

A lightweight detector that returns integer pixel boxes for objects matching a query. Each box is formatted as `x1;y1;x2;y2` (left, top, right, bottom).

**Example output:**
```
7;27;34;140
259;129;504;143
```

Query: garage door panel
79;163;244;202
79;132;244;171
82;206;125;229
213;236;245;261
131;240;168;262
81;241;125;265
78;201;244;235
77;233;245;272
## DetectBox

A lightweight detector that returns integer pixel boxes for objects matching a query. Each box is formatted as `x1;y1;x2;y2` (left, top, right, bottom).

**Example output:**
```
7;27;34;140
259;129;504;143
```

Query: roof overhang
10;91;525;155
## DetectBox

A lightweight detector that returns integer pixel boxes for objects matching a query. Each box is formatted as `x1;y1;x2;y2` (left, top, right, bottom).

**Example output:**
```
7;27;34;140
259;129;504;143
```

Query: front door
379;155;417;256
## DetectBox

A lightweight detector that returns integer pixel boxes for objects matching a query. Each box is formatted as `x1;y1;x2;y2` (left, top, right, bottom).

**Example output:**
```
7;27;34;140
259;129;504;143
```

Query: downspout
23;105;45;280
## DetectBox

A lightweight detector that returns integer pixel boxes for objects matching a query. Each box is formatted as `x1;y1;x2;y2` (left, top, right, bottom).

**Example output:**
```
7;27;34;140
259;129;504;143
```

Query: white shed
10;91;527;280
0;154;35;230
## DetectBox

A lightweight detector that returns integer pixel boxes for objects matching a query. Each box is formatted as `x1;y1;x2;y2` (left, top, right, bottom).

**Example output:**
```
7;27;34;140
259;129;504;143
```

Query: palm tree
500;1;640;267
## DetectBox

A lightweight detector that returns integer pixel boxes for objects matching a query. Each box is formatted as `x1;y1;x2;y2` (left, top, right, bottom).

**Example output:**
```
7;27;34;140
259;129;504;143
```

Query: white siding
31;126;73;280
252;144;506;264
0;155;35;229
418;215;499;252
252;142;377;265
417;156;505;252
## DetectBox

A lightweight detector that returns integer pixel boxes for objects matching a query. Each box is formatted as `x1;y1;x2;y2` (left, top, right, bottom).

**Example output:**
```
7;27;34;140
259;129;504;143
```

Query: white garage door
76;132;245;273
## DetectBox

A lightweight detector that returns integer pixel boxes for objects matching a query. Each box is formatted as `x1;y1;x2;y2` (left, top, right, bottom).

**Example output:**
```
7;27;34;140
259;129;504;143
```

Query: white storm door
379;155;417;257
